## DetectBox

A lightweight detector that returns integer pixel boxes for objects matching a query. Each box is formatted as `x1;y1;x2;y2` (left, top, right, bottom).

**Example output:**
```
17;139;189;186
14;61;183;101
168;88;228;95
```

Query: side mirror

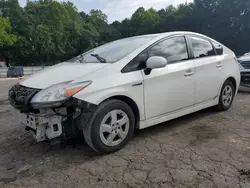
146;56;167;69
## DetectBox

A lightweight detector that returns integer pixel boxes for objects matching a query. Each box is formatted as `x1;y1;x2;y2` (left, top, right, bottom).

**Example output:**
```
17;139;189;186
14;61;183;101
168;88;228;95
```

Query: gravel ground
0;79;250;188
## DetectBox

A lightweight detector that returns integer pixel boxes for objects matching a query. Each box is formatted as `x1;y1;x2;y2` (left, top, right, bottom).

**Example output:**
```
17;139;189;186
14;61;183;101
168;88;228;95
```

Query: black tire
83;99;135;154
216;80;235;111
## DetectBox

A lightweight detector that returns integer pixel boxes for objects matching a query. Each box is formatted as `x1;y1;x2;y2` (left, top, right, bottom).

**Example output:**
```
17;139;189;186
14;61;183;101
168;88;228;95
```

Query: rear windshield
68;36;155;63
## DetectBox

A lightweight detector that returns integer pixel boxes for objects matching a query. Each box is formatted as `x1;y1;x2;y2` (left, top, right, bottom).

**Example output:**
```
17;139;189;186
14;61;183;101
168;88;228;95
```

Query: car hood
20;63;108;89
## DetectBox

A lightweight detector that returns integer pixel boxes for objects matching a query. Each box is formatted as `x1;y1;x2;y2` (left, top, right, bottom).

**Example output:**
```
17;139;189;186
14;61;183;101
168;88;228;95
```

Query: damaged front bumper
9;84;97;142
12;107;64;142
11;98;97;142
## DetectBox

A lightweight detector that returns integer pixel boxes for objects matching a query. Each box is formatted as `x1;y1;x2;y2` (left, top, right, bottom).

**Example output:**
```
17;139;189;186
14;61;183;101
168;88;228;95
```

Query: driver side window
121;36;189;73
148;36;189;64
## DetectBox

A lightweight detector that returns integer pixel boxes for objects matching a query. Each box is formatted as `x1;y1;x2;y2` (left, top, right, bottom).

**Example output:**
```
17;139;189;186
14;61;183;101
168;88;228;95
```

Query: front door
143;36;195;120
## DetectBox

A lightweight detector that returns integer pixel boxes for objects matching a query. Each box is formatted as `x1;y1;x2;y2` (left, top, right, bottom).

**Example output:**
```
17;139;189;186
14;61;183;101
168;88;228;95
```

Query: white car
9;31;240;153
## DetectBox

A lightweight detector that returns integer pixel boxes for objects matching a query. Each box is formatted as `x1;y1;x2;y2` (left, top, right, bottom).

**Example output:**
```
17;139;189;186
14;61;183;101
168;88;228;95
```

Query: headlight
31;81;92;109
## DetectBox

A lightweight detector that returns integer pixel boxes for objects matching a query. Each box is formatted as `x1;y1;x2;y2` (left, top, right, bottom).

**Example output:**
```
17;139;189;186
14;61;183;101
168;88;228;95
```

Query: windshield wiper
91;54;106;63
77;54;87;63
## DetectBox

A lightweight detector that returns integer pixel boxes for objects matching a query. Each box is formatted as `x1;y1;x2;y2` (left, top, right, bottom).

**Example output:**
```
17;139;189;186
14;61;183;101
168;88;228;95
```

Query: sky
18;0;193;23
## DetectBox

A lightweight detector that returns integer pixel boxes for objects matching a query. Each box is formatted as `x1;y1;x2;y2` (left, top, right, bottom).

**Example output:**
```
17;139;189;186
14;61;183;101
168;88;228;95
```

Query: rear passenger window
211;41;223;55
190;37;216;58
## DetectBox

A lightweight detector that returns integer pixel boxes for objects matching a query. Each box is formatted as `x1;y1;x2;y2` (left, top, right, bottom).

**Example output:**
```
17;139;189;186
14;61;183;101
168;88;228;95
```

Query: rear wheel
83;99;135;154
216;80;235;111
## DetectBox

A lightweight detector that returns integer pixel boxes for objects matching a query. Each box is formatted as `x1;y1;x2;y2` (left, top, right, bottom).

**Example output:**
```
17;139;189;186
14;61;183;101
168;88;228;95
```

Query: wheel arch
101;95;140;129
217;76;238;102
223;77;237;96
226;77;237;91
216;76;237;111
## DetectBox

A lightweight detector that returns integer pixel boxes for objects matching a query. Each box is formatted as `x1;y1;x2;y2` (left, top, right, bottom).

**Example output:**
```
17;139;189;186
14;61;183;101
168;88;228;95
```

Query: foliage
0;16;17;65
0;17;16;46
0;0;250;66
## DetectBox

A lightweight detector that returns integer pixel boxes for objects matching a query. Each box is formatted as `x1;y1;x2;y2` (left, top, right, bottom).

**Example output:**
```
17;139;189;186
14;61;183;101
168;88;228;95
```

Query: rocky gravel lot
0;79;250;188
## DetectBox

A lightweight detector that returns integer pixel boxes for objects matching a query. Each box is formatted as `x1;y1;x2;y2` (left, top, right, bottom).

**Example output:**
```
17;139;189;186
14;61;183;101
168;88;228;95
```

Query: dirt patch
0;100;9;105
189;124;220;146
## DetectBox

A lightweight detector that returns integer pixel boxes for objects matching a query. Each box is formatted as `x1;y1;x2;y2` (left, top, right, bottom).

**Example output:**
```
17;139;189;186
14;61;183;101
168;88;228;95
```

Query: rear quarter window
211;41;223;55
190;36;216;58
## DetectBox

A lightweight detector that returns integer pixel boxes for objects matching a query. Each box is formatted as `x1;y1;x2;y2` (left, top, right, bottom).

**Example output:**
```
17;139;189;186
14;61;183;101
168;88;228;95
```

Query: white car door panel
193;56;223;104
143;60;195;119
189;36;223;104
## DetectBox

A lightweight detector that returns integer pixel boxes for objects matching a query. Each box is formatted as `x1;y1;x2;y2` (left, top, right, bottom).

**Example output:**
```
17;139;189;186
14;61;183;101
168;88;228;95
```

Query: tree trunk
0;52;10;67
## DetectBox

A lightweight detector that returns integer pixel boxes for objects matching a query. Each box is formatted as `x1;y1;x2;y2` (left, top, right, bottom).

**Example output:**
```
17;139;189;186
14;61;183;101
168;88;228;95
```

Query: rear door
187;35;223;104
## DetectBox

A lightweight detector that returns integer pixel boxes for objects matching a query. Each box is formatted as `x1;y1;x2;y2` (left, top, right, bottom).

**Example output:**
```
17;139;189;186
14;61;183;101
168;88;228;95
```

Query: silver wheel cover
99;110;130;147
222;85;233;107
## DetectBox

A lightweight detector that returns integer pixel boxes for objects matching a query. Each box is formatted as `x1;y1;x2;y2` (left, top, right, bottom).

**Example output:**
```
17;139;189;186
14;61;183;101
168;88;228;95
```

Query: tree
130;7;160;35
0;17;16;46
0;17;16;66
192;0;250;55
89;9;108;24
2;0;99;65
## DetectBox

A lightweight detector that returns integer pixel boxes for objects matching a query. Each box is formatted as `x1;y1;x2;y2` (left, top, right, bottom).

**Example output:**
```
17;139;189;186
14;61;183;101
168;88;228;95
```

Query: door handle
216;63;223;68
184;69;194;77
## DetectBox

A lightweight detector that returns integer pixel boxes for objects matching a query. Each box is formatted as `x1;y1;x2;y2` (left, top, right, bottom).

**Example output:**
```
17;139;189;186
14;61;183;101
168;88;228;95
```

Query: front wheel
216;80;235;111
83;99;135;154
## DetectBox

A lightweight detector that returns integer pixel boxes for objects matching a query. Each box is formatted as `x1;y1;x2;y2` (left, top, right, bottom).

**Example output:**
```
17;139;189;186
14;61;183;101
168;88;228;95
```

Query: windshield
68;36;155;63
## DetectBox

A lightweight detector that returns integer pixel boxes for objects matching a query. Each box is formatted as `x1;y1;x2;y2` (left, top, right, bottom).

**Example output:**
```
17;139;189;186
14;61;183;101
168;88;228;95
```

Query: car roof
132;31;210;38
130;31;221;46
